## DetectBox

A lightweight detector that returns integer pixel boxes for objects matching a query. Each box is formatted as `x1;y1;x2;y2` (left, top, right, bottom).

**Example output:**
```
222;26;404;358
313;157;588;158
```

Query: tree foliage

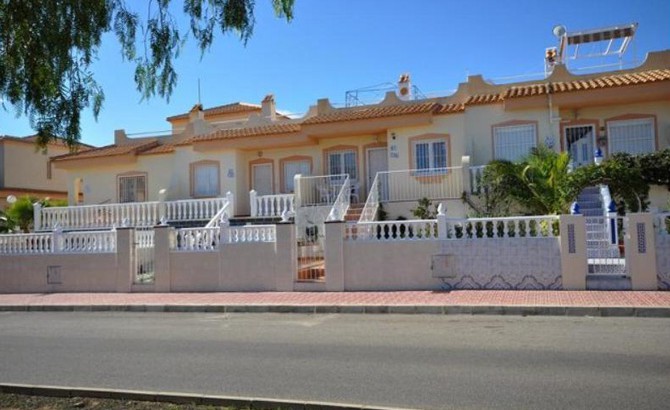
470;147;670;217
0;0;294;147
475;145;577;216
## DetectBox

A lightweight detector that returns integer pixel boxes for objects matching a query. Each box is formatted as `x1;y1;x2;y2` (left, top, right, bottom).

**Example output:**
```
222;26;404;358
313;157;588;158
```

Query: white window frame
493;123;537;162
413;138;448;172
191;161;220;198
607;118;655;155
118;174;147;203
327;149;357;180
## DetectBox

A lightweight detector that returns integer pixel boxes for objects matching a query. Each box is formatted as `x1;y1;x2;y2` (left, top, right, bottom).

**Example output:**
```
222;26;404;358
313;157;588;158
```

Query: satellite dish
553;25;567;38
6;195;16;204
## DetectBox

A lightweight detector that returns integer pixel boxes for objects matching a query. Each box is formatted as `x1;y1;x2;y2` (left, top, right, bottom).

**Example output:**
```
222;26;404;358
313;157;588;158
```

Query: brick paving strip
0;291;669;316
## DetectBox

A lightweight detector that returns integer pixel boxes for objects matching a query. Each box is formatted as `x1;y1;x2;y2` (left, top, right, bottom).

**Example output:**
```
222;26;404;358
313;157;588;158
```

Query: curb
0;304;669;317
0;383;411;410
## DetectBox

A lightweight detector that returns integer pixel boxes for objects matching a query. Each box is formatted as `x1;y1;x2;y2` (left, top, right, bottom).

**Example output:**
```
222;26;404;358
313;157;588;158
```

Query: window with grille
191;162;220;197
414;139;447;171
608;118;655;155
493;124;537;161
327;150;357;179
118;175;146;203
283;160;311;193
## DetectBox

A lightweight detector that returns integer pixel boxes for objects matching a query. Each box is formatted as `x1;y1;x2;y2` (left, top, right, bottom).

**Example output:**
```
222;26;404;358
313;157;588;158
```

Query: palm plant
482;145;577;215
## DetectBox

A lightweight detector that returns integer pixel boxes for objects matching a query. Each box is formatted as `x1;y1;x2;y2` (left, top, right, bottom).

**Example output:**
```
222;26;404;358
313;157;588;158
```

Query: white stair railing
359;173;380;223
327;175;351;221
249;191;295;218
204;192;233;228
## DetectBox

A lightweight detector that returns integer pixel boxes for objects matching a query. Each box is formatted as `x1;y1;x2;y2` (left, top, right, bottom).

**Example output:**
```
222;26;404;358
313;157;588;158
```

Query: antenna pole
198;78;201;105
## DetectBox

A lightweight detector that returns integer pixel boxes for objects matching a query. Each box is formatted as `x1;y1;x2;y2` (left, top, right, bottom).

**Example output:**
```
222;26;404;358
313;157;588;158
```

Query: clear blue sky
2;0;669;147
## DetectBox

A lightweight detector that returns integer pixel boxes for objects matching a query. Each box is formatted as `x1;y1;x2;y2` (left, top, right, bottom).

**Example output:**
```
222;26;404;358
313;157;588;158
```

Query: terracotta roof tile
434;103;465;114
138;144;175;155
166;102;261;121
503;69;670;98
464;94;504;105
302;102;440;125
183;123;302;144
52;140;158;162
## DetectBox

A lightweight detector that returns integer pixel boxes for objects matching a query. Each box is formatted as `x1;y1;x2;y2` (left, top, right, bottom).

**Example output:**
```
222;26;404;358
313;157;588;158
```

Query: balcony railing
35;194;232;231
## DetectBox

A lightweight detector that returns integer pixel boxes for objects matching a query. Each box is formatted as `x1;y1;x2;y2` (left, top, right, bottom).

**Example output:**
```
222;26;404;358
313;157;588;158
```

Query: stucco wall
2;141;70;192
656;233;670;290
0;253;118;293
439;238;562;290
343;240;443;291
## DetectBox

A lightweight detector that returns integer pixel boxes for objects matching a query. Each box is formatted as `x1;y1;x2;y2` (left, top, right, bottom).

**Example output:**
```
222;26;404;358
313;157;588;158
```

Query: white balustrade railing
60;230;117;253
359;174;380;223
327;175;350;221
0;232;53;254
173;227;220;251
0;230;116;254
469;165;486;195
294;174;349;207
37;195;232;231
442;215;559;239
164;196;230;223
250;191;295;218
655;212;670;236
221;223;276;243
346;219;439;241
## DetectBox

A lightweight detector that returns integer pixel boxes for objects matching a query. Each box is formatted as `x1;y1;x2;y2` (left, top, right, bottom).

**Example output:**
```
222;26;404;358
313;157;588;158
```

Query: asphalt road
0;312;668;410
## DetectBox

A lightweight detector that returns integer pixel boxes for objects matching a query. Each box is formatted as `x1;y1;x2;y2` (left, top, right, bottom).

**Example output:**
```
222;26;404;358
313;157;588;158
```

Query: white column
249;190;258;217
437;203;447;240
33;202;42;232
225;191;234;217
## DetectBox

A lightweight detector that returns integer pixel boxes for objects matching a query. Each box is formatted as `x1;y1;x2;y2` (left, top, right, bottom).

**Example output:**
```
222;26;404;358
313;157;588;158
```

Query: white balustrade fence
250;191;295;218
37;196;232;231
442;215;559;239
172;227;220;251
347;219;439;241
221;223;276;243
0;230;116;254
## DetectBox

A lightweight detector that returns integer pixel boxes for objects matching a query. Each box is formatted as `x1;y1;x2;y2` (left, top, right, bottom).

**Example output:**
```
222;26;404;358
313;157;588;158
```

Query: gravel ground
0;393;241;410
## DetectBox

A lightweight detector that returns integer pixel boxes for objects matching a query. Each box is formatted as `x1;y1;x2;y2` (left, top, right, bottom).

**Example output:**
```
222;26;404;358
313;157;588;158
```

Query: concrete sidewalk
0;290;669;317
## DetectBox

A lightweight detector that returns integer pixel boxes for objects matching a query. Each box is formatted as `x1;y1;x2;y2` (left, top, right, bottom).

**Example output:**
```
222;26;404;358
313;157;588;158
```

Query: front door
252;163;273;195
367;147;388;200
565;125;595;167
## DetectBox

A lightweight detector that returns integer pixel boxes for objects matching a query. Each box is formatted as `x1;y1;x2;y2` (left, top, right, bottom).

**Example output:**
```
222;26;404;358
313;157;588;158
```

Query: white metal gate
134;228;155;284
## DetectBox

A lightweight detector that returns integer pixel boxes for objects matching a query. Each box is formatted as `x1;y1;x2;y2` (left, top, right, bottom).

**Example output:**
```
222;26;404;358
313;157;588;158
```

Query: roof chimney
398;73;412;101
261;94;277;121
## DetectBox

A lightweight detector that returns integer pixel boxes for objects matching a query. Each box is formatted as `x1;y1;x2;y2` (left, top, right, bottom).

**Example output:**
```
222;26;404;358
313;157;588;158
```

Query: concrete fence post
158;189;167;224
437;204;447;240
153;225;172;292
626;213;658;290
115;227;134;292
274;222;297;291
294;174;302;208
219;218;230;243
324;221;345;291
249;190;258;217
225;191;235;217
52;225;63;253
33;202;42;232
461;155;471;196
559;214;587;290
